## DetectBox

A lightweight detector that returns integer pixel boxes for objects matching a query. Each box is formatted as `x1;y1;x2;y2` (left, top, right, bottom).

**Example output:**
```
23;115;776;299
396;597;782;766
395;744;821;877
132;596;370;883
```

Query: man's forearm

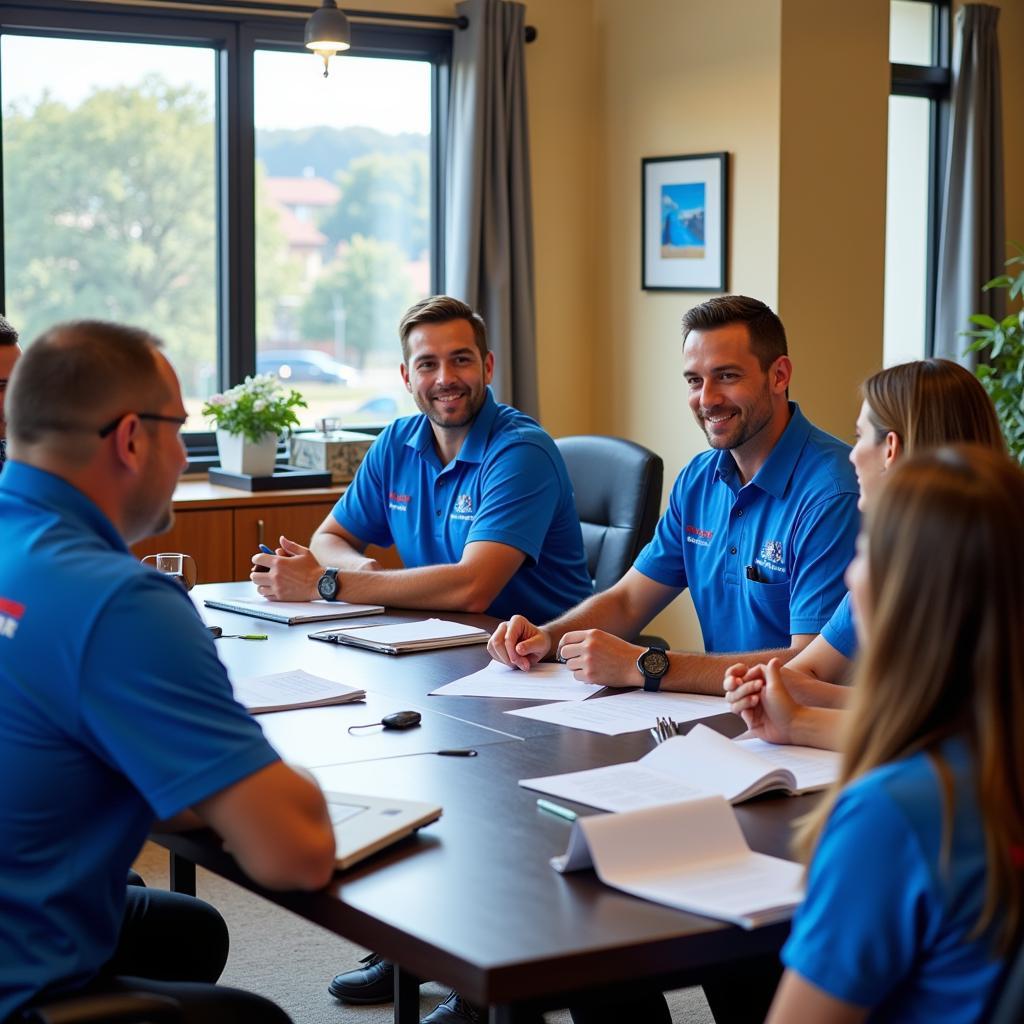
336;562;492;612
310;532;380;572
660;647;799;696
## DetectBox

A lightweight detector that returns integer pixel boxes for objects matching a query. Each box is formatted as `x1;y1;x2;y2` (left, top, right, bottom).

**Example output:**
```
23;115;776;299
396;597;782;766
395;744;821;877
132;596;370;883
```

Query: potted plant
965;241;1024;465
202;374;307;476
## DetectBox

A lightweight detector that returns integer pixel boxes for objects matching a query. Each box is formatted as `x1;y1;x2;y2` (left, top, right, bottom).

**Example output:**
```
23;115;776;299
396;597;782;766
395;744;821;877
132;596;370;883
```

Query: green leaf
984;275;1013;290
969;313;999;328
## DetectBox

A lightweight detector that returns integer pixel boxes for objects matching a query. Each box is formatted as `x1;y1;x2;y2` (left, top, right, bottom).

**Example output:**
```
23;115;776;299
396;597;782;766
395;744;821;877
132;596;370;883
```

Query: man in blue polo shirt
0;321;336;1023
254;295;592;626
489;295;859;701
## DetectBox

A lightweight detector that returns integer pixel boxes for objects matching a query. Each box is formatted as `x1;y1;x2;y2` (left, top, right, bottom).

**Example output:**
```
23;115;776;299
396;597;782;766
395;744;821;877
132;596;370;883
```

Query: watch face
641;650;669;677
317;572;338;600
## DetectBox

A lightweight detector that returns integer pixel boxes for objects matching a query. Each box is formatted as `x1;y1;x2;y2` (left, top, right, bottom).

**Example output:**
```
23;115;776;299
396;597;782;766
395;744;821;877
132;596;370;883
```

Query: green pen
215;633;269;641
537;798;577;822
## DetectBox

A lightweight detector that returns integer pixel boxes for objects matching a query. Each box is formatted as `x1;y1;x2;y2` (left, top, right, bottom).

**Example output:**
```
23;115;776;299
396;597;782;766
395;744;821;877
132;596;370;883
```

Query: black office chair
988;938;1024;1024
555;435;663;594
21;992;181;1024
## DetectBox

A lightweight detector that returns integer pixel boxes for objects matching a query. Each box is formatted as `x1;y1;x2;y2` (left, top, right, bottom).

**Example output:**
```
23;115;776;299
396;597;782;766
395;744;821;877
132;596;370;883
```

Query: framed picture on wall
642;152;728;291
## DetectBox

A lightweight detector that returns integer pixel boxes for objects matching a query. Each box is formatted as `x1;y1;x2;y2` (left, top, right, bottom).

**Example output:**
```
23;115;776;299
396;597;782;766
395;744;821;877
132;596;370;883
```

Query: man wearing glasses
0;313;20;470
0;321;336;1023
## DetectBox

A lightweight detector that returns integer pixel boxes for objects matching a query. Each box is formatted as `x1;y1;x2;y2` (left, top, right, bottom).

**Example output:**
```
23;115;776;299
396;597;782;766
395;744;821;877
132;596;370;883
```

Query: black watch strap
318;566;340;601
638;647;669;692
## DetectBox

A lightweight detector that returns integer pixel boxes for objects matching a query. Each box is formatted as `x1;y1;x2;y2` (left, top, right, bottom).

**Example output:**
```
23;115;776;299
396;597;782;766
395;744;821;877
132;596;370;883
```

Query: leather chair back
555;435;663;593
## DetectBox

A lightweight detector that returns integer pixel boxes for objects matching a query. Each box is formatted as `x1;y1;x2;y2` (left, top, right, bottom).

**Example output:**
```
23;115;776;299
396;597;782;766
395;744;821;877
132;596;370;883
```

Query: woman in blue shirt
726;358;1004;750
765;445;1024;1023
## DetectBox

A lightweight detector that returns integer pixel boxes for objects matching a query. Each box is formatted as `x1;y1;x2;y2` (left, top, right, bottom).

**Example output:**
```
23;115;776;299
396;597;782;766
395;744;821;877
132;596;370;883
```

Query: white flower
252;399;267;412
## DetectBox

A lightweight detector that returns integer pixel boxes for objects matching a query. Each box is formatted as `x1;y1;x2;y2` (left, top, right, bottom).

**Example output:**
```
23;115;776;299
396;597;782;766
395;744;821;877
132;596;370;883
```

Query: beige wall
587;0;783;647
777;0;889;441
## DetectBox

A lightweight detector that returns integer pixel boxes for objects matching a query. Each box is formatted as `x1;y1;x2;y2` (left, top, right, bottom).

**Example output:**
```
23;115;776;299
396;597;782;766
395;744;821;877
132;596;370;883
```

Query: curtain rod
154;0;537;41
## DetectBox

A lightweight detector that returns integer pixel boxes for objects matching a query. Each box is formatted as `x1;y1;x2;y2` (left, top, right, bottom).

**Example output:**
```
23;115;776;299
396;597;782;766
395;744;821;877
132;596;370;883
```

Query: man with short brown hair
255;295;592;625
490;295;860;699
0;321;336;1023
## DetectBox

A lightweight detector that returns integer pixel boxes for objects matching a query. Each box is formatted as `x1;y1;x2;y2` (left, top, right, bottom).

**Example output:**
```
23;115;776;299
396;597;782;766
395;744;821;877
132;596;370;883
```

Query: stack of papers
430;660;603;702
552;795;805;929
232;669;366;714
506;689;728;735
309;618;490;654
520;724;839;810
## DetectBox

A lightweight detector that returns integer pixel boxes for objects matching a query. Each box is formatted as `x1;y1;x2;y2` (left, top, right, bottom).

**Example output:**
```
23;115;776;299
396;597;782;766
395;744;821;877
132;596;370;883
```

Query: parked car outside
257;349;359;386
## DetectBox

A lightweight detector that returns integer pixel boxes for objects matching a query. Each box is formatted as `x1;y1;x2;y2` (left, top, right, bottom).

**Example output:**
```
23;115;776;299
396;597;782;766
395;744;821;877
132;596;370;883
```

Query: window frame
888;0;952;355
0;0;451;466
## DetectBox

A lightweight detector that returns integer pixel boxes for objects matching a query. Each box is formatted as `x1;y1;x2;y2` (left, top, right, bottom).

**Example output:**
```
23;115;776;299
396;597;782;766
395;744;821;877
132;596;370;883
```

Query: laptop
325;791;443;870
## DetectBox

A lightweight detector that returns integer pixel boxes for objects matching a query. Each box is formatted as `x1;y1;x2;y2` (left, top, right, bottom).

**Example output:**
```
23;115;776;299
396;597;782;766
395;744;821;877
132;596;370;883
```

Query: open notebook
326;791;442;870
520;723;839;811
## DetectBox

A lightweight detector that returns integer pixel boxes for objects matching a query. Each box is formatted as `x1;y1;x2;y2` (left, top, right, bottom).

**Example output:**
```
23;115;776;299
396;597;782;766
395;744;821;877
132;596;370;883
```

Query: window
253;50;432;428
0;3;450;447
883;0;951;366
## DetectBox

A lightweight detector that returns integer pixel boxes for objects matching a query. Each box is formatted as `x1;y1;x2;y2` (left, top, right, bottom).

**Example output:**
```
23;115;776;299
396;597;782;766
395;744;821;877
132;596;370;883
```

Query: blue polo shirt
332;388;592;622
633;404;859;652
784;738;1005;1021
820;591;858;659
0;462;279;1020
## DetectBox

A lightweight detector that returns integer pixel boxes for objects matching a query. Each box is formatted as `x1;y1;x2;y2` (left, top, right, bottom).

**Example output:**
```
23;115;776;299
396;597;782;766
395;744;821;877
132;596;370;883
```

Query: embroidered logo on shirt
754;539;787;575
685;524;713;548
450;493;475;521
0;595;24;640
388;489;411;513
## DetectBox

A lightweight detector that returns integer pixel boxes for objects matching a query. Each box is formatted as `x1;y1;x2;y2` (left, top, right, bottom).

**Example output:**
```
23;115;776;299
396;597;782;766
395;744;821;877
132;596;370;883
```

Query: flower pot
216;429;279;477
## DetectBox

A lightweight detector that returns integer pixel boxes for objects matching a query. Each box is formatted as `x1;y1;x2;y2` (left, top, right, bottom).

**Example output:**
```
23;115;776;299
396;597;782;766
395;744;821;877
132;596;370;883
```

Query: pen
537;798;577;822
745;564;763;583
215;633;269;641
254;542;274;573
436;748;478;757
258;543;274;555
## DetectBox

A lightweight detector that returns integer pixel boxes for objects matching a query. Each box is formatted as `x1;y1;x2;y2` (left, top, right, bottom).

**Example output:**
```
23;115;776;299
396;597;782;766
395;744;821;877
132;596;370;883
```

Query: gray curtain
445;0;538;416
933;4;1004;364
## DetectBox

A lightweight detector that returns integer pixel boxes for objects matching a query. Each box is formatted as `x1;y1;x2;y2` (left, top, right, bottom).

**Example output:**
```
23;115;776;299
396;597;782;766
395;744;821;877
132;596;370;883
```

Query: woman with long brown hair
765;445;1024;1022
726;358;1005;749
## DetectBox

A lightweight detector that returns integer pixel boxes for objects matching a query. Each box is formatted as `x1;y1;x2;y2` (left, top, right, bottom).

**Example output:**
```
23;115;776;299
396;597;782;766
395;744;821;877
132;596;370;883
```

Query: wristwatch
316;567;341;601
637;647;670;692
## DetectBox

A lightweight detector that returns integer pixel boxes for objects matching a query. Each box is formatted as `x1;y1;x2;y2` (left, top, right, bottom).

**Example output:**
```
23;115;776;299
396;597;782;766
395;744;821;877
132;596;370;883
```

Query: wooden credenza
131;479;397;583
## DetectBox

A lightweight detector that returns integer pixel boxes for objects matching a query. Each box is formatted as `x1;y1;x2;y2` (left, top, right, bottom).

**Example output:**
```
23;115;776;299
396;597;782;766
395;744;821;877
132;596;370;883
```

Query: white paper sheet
430;659;603;701
552;796;804;929
232;669;364;714
333;618;486;643
733;736;841;791
506;689;727;735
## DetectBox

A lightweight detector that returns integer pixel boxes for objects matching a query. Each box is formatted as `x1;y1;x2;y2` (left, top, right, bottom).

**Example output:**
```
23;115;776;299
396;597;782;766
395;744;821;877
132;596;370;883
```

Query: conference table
155;584;815;1024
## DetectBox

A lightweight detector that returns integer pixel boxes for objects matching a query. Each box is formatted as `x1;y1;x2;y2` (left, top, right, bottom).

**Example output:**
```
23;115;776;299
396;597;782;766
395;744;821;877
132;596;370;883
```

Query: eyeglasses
97;411;188;438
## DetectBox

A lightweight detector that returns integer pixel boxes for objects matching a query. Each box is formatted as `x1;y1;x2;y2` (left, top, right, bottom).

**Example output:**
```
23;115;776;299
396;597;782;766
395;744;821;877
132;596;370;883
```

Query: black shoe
421;990;482;1024
328;953;395;1004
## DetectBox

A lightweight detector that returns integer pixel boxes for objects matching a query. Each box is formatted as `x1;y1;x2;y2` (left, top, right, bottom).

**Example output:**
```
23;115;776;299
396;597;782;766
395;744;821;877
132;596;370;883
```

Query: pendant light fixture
304;0;351;78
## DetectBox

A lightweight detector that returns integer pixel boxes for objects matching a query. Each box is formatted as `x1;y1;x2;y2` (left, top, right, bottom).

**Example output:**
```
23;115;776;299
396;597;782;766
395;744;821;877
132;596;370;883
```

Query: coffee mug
142;552;197;591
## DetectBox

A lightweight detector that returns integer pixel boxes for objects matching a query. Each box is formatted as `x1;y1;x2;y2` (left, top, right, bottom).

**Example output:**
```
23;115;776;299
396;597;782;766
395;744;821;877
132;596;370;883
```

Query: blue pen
254;542;274;573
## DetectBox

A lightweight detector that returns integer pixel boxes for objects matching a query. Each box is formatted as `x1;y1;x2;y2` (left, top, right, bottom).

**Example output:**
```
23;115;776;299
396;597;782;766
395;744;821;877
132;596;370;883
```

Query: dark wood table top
160;585;814;1012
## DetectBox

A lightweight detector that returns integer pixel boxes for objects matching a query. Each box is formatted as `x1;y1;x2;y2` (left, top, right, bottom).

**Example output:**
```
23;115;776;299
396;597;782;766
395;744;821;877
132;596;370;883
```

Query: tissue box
289;431;375;484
